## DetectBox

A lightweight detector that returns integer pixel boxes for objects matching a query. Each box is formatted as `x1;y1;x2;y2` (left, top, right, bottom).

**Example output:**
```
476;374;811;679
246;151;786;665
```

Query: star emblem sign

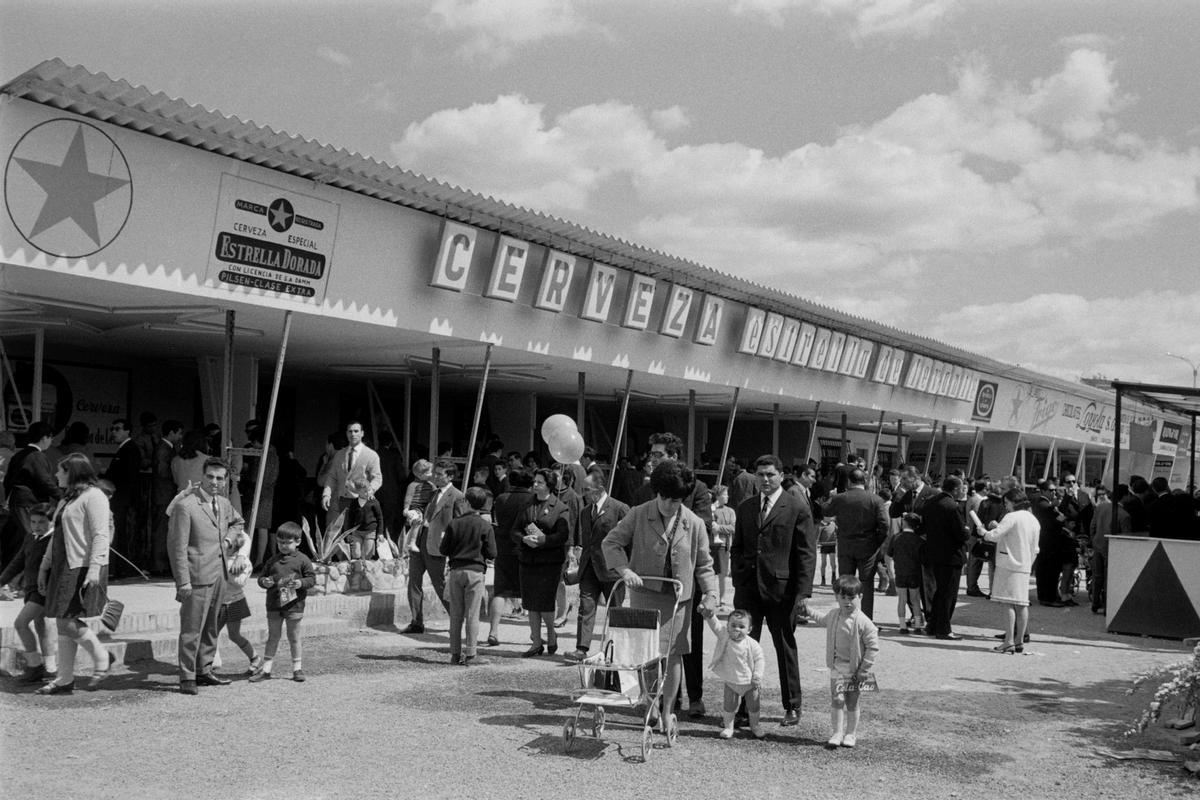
268;197;294;232
4;119;132;258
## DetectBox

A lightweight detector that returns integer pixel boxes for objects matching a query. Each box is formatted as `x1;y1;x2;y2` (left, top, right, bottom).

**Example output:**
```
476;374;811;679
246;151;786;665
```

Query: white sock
261;658;274;674
292;659;302;671
44;653;57;672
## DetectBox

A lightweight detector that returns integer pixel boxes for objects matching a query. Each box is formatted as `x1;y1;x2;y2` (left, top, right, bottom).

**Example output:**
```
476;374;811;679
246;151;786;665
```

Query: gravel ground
2;586;1195;799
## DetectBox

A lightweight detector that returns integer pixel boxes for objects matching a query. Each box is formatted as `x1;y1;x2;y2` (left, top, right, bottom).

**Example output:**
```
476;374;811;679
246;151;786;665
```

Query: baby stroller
564;576;683;762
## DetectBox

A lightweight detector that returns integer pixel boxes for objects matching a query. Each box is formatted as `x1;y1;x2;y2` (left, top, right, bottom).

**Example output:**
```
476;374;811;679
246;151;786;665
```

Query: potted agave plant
303;511;355;594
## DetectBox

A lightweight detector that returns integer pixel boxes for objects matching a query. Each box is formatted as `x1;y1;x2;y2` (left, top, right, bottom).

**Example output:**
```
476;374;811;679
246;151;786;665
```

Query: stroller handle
614;574;684;598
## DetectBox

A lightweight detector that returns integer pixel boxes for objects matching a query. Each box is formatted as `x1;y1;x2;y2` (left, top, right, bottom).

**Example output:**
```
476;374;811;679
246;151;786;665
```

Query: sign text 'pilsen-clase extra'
428;220;977;400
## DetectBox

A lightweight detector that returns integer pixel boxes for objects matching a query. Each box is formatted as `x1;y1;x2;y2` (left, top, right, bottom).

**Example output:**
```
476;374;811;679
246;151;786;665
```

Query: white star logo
4;119;132;257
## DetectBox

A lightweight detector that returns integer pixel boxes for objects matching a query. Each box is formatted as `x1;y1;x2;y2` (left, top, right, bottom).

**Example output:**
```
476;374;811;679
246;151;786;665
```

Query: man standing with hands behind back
321;421;382;529
167;457;248;695
730;454;817;727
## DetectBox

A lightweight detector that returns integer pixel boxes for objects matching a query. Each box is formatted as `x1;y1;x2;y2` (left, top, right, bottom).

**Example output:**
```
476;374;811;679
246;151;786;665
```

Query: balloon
548;429;585;464
540;414;577;445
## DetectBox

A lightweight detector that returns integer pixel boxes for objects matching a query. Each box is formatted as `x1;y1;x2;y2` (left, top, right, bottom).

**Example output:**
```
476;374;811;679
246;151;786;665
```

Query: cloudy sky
4;0;1200;386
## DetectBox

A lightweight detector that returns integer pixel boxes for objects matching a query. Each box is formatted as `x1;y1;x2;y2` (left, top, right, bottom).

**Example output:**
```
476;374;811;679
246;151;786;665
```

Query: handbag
591;640;620;692
100;599;125;631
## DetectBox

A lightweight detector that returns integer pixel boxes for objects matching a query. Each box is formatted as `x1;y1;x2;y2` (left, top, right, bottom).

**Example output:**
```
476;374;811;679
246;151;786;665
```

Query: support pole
31;328;44;425
1042;439;1057;481
403;376;412;468
528;392;537;454
1188;413;1196;495
840;413;848;458
577;372;586;442
966;426;982;479
804;402;822;465
1019;438;1027;484
0;338;29;427
715;388;741;489
428;347;440;461
939;424;948;477
869;410;885;476
897;419;905;463
607;370;634;496
247;311;292;534
687;390;696;471
772;403;781;458
923;420;939;477
461;344;493;491
1112;388;1122;539
221;310;235;460
1101;446;1113;489
1077;443;1088;485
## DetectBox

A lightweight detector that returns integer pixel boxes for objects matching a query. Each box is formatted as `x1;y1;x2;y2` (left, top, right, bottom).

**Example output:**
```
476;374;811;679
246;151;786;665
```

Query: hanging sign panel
207;174;340;304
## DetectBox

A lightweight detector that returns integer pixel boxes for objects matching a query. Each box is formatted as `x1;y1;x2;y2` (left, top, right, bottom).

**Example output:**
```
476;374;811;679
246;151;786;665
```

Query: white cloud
389;50;1200;287
316;45;352;68
650;106;690;133
423;0;596;63
732;0;959;38
926;291;1200;385
1058;33;1116;51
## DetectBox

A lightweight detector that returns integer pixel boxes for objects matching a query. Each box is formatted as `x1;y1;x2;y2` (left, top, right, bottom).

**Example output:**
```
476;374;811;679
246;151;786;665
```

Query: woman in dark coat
512;468;570;656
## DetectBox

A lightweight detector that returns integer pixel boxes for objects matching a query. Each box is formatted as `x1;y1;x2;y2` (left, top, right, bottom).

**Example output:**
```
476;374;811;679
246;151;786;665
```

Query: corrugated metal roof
1;58;1099;398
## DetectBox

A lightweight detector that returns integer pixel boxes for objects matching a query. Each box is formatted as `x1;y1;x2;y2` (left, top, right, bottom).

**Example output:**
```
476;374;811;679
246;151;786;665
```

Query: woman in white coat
979;488;1040;654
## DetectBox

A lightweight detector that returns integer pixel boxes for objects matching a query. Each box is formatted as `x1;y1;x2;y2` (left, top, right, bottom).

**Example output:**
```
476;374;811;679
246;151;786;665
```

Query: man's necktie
346;446;355;474
760;494;770;525
212;497;219;521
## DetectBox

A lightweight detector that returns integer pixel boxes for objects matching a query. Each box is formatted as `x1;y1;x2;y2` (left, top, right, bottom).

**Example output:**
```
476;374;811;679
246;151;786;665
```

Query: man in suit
2;421;61;567
167;457;246;695
567;465;630;661
730;453;817;726
402;459;468;634
889;465;939;519
150;419;184;575
321;420;383;528
105;418;142;575
725;457;758;510
633;432;714;718
823;467;890;620
920;476;970;639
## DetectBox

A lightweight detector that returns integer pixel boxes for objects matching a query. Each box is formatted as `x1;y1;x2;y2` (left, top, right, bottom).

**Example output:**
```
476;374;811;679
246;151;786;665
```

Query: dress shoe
689;700;706;719
178;680;198;695
401;623;426;635
935;633;962;641
781;709;800;726
85;651;118;691
565;649;588;662
292;670;306;682
196;672;231;686
521;645;545;657
1062;598;1079;607
461;655;484;667
19;664;50;684
248;670;272;683
485;635;500;647
547;643;558;656
966;588;987;598
36;680;74;695
1040;600;1066;608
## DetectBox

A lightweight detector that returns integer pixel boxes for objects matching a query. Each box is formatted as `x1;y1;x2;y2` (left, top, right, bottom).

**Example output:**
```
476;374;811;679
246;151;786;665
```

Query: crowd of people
2;417;1199;746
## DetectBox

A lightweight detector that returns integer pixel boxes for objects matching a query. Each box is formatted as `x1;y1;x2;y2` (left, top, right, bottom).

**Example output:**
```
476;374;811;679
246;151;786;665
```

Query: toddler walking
0;503;58;683
250;523;315;682
213;530;260;674
702;608;766;739
805;575;879;747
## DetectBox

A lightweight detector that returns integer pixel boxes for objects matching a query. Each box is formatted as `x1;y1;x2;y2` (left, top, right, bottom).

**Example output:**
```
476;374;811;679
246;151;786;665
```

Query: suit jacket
824;487;889;557
152;439;178;506
888;483;939;519
167;487;245;588
1147;492;1199;540
105;438;141;503
4;445;60;507
579;495;630;581
727;469;758;510
322;443;383;502
602;500;716;600
920;491;969;566
730;489;817;604
423;483;470;556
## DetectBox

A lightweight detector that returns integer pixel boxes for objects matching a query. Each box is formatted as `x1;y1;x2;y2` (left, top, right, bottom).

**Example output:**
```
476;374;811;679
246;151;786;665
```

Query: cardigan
809;606;879;676
41;487;110;570
983;508;1041;573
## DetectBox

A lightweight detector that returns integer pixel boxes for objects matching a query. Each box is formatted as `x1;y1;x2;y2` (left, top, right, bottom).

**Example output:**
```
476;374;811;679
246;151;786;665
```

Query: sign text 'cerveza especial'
429;220;977;401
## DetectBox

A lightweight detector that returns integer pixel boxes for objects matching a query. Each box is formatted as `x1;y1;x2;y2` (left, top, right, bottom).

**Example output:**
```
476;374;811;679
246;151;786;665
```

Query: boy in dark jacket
250;522;316;683
0;503;57;683
439;486;497;665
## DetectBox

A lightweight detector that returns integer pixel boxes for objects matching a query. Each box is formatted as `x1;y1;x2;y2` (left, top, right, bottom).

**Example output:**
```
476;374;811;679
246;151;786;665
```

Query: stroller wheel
641;725;654;762
593;707;605;737
563;719;577;752
666;713;679;747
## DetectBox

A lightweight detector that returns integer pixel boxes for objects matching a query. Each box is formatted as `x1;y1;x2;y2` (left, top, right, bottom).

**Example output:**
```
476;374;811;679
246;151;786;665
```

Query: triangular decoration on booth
1108;542;1200;639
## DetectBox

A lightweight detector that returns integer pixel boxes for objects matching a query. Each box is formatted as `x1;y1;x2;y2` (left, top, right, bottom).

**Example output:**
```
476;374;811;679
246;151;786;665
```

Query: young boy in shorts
250;522;316;682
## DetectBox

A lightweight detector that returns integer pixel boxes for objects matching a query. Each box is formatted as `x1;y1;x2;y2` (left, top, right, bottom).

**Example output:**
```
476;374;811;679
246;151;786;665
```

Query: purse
591;640;620;692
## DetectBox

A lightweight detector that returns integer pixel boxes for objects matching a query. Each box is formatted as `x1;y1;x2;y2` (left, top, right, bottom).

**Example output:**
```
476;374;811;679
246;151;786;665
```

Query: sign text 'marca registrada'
429;220;978;401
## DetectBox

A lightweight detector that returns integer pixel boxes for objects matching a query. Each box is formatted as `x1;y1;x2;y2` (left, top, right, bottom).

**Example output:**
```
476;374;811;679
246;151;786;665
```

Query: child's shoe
246;654;263;675
248;670;271;683
841;733;856;747
292;670;305;682
749;724;766;739
718;727;734;739
19;664;49;684
827;733;844;747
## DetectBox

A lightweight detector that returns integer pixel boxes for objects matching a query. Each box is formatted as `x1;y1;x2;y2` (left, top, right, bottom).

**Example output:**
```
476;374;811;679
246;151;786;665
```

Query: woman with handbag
36;453;115;694
513;468;570;656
